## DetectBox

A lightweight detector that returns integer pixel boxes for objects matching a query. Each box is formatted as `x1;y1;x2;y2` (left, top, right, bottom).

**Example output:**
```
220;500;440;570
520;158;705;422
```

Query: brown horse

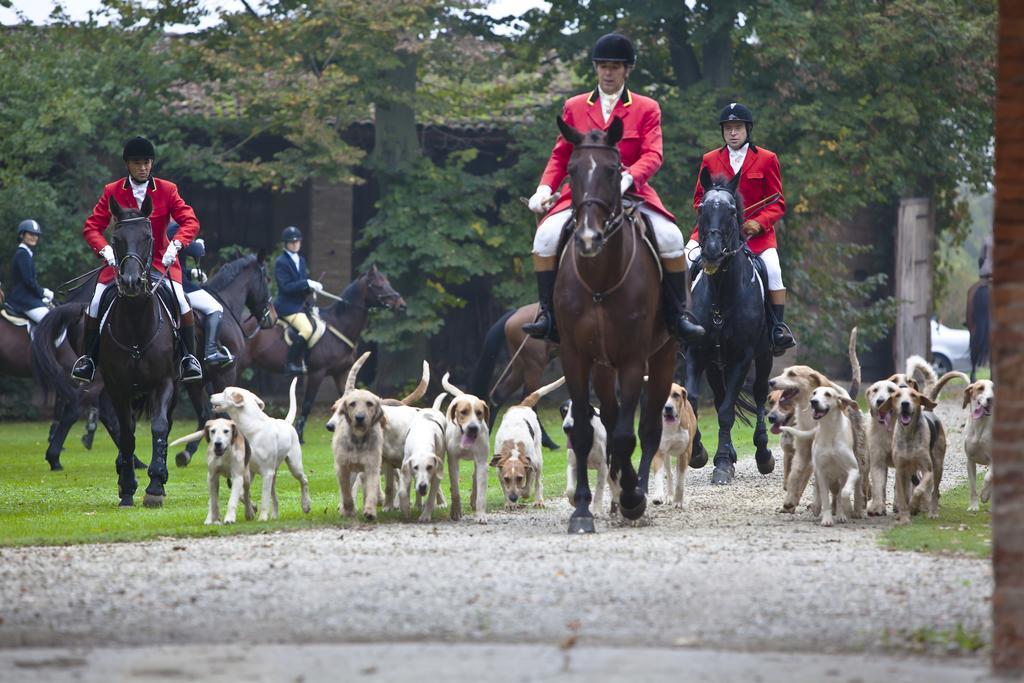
553;116;678;533
470;303;561;449
240;264;405;441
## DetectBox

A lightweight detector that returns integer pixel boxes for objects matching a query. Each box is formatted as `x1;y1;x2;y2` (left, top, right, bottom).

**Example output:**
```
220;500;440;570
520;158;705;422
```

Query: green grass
880;479;992;558
0;405;764;547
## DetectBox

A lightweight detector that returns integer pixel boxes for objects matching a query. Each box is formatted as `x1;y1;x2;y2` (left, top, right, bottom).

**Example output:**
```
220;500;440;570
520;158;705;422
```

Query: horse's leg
611;364;647;520
638;342;676;497
176;382;209;468
112;395;137;507
563;353;596;533
82;403;99;450
297;371;326;444
143;379;175;508
710;352;755;486
44;397;79;471
684;355;709;469
752;351;775;474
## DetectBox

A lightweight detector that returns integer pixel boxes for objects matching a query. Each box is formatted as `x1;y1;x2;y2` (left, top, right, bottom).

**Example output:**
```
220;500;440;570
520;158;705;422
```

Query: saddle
98;275;181;336
554;196;663;282
277;310;327;349
1;304;30;327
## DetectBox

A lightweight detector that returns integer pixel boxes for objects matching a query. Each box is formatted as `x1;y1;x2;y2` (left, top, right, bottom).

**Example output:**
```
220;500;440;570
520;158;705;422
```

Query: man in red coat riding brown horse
687;103;796;353
71;136;204;384
524;33;705;345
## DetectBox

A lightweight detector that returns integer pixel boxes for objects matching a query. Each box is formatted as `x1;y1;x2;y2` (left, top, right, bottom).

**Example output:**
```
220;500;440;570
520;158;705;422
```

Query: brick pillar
992;1;1024;675
307;179;353;294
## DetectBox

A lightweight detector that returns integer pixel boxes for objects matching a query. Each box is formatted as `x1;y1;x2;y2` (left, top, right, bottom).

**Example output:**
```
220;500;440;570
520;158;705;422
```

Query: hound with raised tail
882;385;947;525
962;379;994;511
399;392;449;522
441;373;491;523
490;377;565;508
561;399;608;515
169;418;253;525
209;378;311;521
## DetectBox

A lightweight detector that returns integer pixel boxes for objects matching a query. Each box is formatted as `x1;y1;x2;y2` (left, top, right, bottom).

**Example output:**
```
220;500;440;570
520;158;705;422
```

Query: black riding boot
178;323;204;383
522;270;559;343
203;312;233;366
770;303;796;356
71;315;101;384
663;271;706;344
285;335;308;375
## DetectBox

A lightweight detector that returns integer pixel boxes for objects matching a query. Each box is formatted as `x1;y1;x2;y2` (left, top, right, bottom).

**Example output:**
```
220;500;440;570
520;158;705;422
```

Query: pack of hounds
171;334;993;528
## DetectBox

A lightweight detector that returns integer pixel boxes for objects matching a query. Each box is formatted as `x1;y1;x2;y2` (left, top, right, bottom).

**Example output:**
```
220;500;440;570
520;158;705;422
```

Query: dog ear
204;420;215;441
809;372;826;389
480;401;490;425
839;396;859;412
446;399;458;424
962;385;973;409
489;454;504;468
374;404;388;428
229;390;245;406
879;395;895;413
254;395;265;411
919;393;937;412
908;378;919;391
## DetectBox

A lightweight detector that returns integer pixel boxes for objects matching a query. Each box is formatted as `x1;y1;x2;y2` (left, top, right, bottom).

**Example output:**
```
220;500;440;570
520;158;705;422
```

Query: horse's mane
706;173;745;219
329;277;363;312
206;254;257;293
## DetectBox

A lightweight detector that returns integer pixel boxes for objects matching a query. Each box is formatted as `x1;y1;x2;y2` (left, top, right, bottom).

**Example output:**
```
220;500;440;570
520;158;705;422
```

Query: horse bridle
570;144;627;242
112;216;154;296
696;191;743;267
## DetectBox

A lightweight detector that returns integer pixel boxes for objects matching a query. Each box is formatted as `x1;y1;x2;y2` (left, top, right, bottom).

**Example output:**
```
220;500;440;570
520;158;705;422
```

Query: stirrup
180;355;204;383
71;356;96;385
204;347;234;367
522;311;559;343
673;312;705;344
771;322;796;356
285;361;307;375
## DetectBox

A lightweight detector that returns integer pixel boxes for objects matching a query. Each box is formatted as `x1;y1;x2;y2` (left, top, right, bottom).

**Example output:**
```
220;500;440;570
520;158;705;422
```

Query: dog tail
344;351;372;395
905;354;938;396
441;372;466;397
518;376;565;408
848;327;861;399
399;361;430;406
169;429;205;448
928;371;970;401
431;392;449;412
284;376;298;425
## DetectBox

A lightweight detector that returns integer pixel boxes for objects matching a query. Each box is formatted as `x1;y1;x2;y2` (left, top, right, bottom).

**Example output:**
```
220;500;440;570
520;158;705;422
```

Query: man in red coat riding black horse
523;33;705;345
687;103;796;353
71;136;205;384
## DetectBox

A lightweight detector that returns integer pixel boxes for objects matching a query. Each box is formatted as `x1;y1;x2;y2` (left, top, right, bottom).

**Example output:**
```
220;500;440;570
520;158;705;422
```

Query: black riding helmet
719;103;755;148
281;226;302;243
17;219;42;237
591;33;636;66
123;136;156;161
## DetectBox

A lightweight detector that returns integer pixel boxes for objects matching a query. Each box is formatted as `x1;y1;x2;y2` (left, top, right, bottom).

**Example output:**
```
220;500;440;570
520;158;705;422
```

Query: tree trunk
668;17;702;92
371;50;419;171
701;10;735;92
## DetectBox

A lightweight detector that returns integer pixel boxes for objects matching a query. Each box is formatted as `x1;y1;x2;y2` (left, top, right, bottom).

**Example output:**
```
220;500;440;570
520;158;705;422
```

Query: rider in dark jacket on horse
167;221;232;366
523;33;705;345
274;226;323;375
71;136;204;384
687;103;796;354
7;219;53;328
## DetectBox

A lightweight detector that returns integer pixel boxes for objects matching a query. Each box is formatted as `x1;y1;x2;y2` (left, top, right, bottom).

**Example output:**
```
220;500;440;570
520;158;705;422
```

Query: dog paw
967;502;980;513
674;501;686;510
834;514;848;524
927;511;939;520
204;518;217;526
450;509;462;522
223;516;236;525
896;515;911;526
777;505;795;514
476;516;488;525
820;517;834;527
363;512;377;522
533;501;546;509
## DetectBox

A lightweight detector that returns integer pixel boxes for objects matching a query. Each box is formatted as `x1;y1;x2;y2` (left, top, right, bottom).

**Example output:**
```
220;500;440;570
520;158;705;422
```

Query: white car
931;319;972;375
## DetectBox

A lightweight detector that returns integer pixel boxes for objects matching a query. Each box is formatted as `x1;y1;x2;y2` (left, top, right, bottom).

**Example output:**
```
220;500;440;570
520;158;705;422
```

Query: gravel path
0;400;992;661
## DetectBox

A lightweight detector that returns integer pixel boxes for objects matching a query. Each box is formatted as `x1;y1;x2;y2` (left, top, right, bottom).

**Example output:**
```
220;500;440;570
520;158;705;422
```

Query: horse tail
905;354;937;396
31;302;85;406
970;283;990;368
399;361;430;406
848;327;861;399
470;309;516;400
928;371;970;402
518;376;565;408
284;377;298;425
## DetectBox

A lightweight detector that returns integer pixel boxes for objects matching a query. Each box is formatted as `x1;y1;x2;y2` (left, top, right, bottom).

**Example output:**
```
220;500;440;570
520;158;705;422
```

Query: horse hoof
711;464;735;485
142;494;165;508
81;433;95;450
46;458;63;472
620;491;647;521
175;451;191;468
756;452;775;475
119;496;134;507
689;445;708;469
568;515;596;534
134;457;148;470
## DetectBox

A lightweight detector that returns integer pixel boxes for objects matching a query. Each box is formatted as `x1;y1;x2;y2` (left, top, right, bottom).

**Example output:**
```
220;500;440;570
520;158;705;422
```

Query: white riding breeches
88;279;191;318
684;240;785;290
533;207;686;259
186;288;223;316
25;307;49;324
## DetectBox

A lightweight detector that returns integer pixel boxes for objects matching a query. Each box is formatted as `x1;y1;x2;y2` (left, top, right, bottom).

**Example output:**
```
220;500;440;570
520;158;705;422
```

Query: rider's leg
25;307;48;339
645;209;705;343
168;280;203;383
72;281;109;383
761;248;795;352
282;312;313;375
522;209;570;343
187;289;232;366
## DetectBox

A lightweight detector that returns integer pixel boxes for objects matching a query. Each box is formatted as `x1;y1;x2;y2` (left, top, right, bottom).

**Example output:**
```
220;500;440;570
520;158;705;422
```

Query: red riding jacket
540;88;675;222
83;177;200;285
690;145;785;254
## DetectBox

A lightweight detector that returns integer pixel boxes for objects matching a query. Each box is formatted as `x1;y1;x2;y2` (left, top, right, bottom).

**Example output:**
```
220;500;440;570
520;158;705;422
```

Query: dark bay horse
684;169;775;485
966;278;990;382
241;264;405;441
470;303;561;449
553;116;678;533
174;253;276;467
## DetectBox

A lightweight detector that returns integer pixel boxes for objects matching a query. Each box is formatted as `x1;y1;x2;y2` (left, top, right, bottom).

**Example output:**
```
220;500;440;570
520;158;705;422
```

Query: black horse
684;169;775;485
174;252;276;467
966;278;990;382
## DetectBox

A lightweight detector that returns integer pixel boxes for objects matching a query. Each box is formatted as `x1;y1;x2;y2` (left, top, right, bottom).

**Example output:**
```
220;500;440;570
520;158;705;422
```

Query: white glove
161;240;181;268
620;172;634;196
42;287;54;303
528;185;553;214
307;279;324;293
189;268;208;284
99;245;116;268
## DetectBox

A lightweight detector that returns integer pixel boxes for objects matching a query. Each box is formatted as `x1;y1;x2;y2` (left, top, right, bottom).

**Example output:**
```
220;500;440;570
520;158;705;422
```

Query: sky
0;0;550;30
